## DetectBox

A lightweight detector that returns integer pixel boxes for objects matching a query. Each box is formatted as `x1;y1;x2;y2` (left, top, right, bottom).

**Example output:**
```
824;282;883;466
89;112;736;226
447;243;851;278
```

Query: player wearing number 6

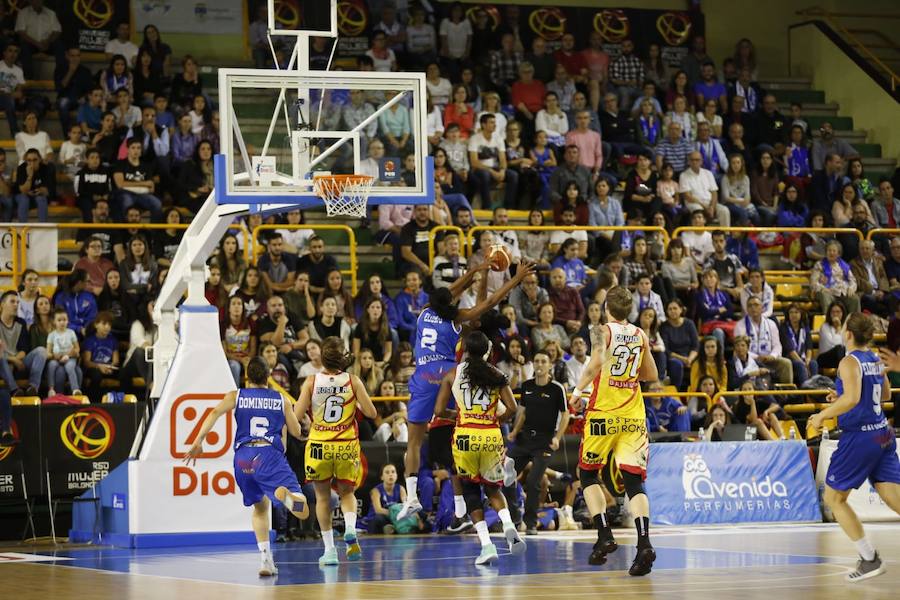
295;336;377;566
397;260;536;520
807;312;900;583
569;286;659;576
184;357;310;578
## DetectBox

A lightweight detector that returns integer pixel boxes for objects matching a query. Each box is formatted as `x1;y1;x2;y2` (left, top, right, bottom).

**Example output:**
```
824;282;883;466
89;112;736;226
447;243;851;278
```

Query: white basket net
313;174;375;219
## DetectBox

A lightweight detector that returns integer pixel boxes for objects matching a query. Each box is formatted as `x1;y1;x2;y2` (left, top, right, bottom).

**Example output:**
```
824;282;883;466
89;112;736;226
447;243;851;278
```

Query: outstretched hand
879;348;900;374
513;259;536;282
183;442;202;466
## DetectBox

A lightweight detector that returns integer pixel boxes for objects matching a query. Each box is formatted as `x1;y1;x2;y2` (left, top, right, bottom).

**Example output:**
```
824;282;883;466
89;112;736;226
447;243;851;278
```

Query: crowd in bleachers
0;0;895;538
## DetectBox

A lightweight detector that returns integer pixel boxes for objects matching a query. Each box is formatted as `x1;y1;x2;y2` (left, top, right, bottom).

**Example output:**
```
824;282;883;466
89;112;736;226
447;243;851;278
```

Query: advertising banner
59;0;130;52
41;404;137;496
132;0;245;35
332;3;702;64
0;407;42;498
646;441;821;526
817;439;900;522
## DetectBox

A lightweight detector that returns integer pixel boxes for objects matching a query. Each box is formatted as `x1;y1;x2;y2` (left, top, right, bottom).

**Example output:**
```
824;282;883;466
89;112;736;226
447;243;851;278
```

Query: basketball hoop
313;173;374;218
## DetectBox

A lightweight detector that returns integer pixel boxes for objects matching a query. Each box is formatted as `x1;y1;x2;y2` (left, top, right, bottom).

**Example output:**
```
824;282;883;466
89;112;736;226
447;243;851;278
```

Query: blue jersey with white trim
413;307;461;367
836;350;888;432
233;387;286;452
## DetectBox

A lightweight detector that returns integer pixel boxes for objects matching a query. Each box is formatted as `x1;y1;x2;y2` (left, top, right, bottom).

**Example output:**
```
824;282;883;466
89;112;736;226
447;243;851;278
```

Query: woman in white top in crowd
535;91;569;148
276;209;314;255
739;268;774;318
366;31;397;72
720;153;755;225
425;62;453;107
695;99;722;139
15;112;54;164
817;300;847;370
664;94;696;142
496;336;534;392
475;91;507;135
518;209;550;267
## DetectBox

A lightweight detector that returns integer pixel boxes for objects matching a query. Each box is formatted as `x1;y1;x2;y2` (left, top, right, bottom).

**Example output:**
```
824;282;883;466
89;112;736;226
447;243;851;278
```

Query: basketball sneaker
475;543;498;565
259;552;278;577
588;536;618;566
628;546;657;576
846;553;885;582
396;497;423;520
344;531;362;561
504;526;526;556
319;548;339;566
275;486;310;519
503;457;518;487
447;515;474;534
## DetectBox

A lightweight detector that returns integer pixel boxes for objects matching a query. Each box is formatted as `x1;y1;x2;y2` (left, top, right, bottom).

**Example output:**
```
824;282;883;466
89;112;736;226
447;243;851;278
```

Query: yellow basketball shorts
304;438;361;486
452;426;506;485
579;413;649;479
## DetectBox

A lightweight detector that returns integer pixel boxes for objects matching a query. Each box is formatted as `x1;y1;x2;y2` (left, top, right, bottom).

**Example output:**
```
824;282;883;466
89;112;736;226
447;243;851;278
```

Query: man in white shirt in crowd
490;207;522;264
104;22;138;67
468;113;518;209
15;0;62;78
564;336;589;390
549;207;588;258
0;42;26;134
733;296;793;384
432;233;467;289
679;151;730;227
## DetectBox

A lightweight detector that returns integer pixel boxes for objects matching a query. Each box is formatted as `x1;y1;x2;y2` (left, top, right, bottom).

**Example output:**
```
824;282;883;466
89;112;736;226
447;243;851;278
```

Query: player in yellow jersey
434;331;526;566
570;287;659;576
295;337;377;566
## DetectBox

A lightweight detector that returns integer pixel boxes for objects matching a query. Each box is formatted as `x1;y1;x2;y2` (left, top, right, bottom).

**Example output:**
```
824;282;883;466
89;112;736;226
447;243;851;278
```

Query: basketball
488;244;510;272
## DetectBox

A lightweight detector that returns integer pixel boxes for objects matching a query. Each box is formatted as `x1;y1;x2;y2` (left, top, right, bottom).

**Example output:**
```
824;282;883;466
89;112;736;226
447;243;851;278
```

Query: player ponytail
428;287;459;322
844;312;875;346
463;331;507;391
321;336;352;372
246;356;269;385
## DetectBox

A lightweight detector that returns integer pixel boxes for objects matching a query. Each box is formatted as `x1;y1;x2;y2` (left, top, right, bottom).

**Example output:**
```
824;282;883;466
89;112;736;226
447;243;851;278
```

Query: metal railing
712;388;896;415
0;227;19;288
464;225;670;257
673;226;865;243
426;225;465;273
250;224;359;295
868;228;900;241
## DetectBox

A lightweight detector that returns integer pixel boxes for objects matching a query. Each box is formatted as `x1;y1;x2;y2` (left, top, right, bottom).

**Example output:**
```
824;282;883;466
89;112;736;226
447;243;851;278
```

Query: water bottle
789;427;797;440
744;426;753;441
822;427;830;441
698;426;705;441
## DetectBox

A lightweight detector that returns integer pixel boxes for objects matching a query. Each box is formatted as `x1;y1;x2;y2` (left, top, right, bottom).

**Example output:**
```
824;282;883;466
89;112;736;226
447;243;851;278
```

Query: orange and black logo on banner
60;0;129;52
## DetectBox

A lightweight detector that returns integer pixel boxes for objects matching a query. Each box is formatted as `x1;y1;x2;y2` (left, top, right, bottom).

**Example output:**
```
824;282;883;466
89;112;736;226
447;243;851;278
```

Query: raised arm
448;260;489;299
457;260;536;323
184;391;237;464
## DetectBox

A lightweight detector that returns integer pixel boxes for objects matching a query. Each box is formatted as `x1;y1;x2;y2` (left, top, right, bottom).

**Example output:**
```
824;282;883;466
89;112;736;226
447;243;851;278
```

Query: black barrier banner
41;404;137;496
58;0;131;53
323;2;703;65
0;408;42;498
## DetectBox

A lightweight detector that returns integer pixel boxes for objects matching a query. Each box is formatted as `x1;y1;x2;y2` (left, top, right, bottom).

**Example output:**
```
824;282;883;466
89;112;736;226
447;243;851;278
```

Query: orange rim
313;174;374;197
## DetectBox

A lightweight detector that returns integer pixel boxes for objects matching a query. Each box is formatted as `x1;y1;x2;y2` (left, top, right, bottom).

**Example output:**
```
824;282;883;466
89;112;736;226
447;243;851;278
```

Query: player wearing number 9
396;260;537;520
568;286;659;576
807;312;900;583
294;336;377;566
183;356;310;577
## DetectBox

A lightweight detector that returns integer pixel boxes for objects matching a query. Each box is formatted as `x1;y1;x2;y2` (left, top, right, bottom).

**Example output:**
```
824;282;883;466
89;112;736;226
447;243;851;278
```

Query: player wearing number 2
397;260;536;520
808;312;900;582
184;357;310;578
295;336;377;566
570;286;659;576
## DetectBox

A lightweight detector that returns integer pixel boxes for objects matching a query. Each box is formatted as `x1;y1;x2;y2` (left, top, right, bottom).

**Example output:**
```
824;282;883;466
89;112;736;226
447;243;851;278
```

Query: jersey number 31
610;345;642;378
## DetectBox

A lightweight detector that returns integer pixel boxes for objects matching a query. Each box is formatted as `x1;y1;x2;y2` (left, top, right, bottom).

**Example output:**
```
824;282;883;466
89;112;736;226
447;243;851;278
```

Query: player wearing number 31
295;336;377;566
569;286;659;576
184;357;311;578
396;259;537;520
807;312;900;583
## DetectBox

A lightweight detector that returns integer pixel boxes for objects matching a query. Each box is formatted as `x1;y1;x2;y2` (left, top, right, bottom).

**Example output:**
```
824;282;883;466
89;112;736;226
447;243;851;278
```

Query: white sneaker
396;497;423;520
503;457;518;488
475;543;498;565
504;526;526;556
259;552;278;577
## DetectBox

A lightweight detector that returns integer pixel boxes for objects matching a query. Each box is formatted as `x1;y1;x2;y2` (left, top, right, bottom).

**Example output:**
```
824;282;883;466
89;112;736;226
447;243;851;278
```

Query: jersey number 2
610;345;642;377
420;327;437;352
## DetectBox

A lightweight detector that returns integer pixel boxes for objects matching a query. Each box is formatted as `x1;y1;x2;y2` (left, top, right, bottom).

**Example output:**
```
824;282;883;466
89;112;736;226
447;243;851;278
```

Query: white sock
257;541;270;554
562;505;573;519
554;471;564;480
474;520;492;547
406;476;418;501
498;508;514;530
322;529;335;552
855;537;876;561
454;495;466;518
396;422;408;443
344;511;357;533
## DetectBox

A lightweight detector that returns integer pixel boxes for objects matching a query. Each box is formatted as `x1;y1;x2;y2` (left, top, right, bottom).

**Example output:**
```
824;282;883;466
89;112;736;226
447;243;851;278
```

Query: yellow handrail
712;388;897;414
464;225;670;257
1;227;18;288
868;228;900;241
673;226;865;243
250;224;358;295
368;390;711;405
427;225;465;272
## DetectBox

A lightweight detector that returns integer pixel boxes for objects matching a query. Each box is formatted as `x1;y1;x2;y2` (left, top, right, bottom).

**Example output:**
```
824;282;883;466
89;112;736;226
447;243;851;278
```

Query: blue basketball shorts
233;444;302;507
826;428;900;492
407;361;455;424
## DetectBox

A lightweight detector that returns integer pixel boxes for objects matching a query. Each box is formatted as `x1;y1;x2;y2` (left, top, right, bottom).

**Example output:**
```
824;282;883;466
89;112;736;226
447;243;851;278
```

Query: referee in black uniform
507;350;570;534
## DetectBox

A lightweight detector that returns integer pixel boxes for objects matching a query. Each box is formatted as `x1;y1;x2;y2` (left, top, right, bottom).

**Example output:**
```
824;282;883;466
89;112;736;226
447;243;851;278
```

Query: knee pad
579;468;600;489
622;470;646;500
461;479;482;513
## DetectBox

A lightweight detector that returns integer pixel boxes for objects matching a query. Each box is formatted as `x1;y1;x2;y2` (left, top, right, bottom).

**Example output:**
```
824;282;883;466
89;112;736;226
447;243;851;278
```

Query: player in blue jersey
808;313;900;582
397;259;536;519
185;357;309;578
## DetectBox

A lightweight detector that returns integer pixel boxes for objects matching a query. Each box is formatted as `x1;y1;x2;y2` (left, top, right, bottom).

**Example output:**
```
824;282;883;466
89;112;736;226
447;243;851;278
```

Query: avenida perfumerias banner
646;441;820;525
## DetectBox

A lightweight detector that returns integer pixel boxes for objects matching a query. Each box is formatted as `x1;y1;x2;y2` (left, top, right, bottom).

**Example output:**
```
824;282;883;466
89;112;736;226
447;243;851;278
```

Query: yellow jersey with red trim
451;362;502;429
309;371;358;442
588;321;645;420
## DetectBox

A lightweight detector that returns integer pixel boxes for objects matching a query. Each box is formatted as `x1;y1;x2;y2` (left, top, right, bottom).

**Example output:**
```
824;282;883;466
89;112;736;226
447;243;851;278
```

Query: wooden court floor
2;523;899;599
